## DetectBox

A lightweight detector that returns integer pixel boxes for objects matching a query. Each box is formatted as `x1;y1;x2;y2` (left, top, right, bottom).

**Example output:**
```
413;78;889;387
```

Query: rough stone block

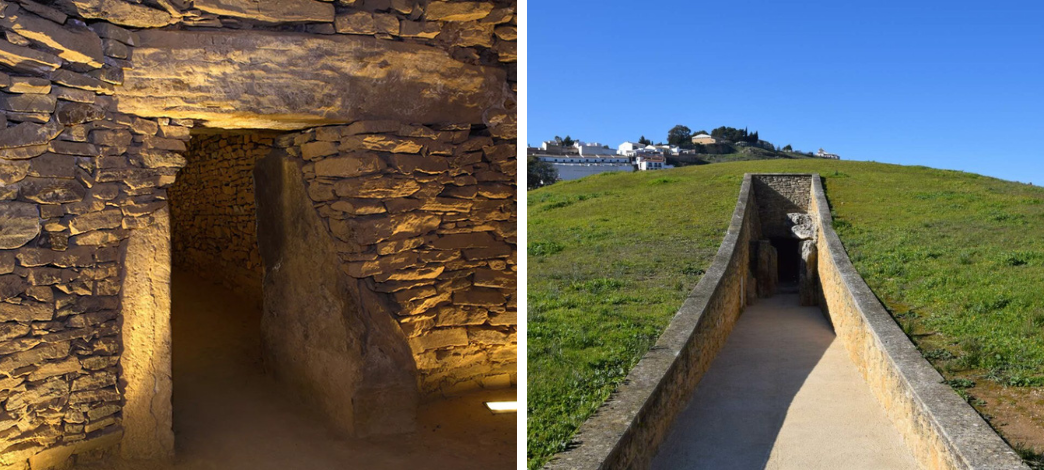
195;0;335;23
425;1;494;21
59;0;174;28
314;153;383;177
0;201;40;248
1;7;104;67
0;92;57;114
335;11;376;35
409;327;468;353
0;36;61;74
6;77;51;94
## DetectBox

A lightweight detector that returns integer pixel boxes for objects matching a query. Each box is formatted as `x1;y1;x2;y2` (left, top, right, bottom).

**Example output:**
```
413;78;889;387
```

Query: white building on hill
617;141;645;156
636;154;672;171
691;133;717;145
816;148;841;159
537;155;629;164
575;142;616;156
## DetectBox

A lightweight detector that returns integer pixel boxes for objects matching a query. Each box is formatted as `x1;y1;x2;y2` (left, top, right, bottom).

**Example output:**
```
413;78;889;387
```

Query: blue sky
528;1;1044;184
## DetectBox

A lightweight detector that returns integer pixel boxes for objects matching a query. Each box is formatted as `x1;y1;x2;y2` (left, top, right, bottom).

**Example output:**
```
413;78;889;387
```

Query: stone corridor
78;271;514;470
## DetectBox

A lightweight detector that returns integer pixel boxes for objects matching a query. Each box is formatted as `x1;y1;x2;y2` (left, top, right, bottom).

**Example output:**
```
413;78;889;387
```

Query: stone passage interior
169;131;276;305
0;0;517;464
165;130;274;459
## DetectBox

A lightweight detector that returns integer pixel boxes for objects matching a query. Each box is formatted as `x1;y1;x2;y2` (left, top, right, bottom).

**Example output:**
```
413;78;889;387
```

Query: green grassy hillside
527;160;1044;469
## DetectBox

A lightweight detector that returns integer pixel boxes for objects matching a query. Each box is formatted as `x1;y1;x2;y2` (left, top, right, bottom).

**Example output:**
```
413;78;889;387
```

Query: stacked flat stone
0;3;194;467
279;120;516;395
168;134;273;303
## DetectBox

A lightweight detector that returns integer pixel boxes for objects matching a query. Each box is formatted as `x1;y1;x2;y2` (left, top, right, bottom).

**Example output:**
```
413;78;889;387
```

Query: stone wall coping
809;174;1027;469
544;174;757;469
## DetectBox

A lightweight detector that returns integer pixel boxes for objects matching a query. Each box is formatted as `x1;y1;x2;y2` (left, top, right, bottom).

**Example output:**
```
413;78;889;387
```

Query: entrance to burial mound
107;26;516;466
770;237;801;286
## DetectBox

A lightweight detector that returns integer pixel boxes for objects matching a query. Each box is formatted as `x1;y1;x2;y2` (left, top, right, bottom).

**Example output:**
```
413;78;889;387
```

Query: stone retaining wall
809;175;1027;470
545;175;760;469
168;132;275;303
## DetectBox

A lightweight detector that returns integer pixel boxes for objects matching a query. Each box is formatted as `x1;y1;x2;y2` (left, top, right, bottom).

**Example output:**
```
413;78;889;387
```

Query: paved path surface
651;294;918;470
83;271;515;470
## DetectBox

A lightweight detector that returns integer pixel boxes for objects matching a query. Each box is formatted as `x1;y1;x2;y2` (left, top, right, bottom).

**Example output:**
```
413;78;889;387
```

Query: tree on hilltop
667;125;692;147
638;135;652;145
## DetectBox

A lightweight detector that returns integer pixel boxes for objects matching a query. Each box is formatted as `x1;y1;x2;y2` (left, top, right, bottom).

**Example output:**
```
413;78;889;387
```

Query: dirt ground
910;324;1044;462
965;378;1044;457
83;270;515;470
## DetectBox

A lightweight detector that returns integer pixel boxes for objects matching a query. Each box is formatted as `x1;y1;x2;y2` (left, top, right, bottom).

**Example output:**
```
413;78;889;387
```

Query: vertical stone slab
254;150;418;436
799;239;819;306
118;207;175;460
753;240;777;297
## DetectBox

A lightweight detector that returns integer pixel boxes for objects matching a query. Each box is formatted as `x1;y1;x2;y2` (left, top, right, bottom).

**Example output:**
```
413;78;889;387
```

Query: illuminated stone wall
278;121;517;395
0;14;192;465
168;133;276;302
0;0;515;465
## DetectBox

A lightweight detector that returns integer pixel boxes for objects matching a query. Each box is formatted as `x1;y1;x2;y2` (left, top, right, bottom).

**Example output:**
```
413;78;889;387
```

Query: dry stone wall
752;174;811;238
0;7;193;466
168;133;276;303
278;120;517;395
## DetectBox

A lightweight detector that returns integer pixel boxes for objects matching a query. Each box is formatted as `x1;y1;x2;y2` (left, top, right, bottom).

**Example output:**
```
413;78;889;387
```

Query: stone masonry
0;0;516;466
168;133;275;303
279;121;517;395
0;8;192;464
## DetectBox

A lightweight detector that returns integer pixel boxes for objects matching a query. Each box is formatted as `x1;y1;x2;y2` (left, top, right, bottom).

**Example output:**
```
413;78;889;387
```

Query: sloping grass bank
527;160;1044;469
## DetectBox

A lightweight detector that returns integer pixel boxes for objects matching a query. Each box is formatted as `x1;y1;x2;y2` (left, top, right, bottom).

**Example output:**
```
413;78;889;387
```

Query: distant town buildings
816;148;841;159
536;155;629;164
528;130;842;183
617;142;680;157
636;154;670;171
537;140;618;157
576;142;615;157
616;141;644;157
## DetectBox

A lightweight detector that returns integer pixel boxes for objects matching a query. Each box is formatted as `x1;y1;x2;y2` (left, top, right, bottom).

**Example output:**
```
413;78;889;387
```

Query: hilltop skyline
529;0;1044;185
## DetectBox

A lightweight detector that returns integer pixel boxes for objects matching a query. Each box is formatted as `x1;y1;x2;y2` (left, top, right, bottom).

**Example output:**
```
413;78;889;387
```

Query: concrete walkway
651;294;918;470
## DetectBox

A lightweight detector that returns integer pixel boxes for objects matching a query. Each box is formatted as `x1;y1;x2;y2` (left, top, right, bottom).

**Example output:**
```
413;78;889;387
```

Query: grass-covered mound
527;160;1044;469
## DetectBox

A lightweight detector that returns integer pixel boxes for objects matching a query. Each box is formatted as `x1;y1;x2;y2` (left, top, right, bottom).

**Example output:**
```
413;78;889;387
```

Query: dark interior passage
168;131;279;305
771;237;801;285
120;131;518;469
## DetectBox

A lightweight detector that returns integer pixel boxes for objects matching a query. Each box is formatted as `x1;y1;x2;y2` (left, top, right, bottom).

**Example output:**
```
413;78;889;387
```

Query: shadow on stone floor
81;270;515;470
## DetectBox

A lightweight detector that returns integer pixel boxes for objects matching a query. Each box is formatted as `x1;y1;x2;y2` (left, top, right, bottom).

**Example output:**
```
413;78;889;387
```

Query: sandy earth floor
651;294;918;470
84;270;515;470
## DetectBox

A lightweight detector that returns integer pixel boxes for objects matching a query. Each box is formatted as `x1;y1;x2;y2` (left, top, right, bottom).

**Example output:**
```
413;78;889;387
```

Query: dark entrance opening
771;237;801;285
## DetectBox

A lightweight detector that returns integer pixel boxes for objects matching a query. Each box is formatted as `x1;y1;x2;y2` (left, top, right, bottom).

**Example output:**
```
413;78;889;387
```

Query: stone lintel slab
116;30;509;130
193;0;335;23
